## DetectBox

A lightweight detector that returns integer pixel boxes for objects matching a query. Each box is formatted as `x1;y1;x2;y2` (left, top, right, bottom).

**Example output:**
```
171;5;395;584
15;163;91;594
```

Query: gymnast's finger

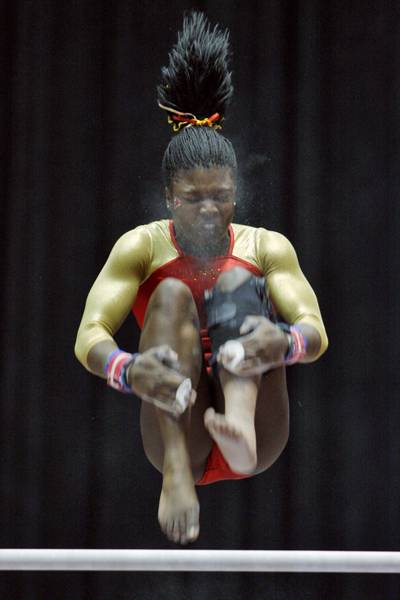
239;315;263;336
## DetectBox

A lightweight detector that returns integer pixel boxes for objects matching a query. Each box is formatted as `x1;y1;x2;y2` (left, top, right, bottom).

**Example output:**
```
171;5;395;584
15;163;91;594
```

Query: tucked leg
203;267;262;472
204;266;289;475
139;278;213;544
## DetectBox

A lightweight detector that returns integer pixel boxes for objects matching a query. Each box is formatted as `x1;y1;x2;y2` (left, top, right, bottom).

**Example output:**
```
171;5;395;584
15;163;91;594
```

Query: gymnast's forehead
171;167;236;191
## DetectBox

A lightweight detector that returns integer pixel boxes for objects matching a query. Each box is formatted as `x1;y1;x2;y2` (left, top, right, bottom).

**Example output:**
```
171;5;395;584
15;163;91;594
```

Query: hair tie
158;102;222;132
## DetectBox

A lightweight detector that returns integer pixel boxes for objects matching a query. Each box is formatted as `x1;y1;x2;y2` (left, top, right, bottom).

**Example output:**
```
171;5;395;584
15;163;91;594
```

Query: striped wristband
105;349;140;394
278;323;307;365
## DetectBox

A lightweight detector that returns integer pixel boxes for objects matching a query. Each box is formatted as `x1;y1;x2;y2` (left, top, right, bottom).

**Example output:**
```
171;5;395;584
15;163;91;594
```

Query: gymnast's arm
258;228;329;363
74;227;151;378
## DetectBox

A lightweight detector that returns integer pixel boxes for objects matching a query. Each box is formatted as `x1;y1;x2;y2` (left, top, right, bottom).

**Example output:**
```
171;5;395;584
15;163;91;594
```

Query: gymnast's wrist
277;323;307;365
104;349;141;393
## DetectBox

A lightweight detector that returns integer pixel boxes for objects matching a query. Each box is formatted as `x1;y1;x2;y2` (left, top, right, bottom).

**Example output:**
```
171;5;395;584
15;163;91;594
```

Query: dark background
1;0;400;598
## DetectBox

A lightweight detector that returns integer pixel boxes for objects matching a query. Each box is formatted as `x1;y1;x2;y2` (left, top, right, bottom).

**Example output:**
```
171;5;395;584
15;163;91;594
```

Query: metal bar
0;550;399;572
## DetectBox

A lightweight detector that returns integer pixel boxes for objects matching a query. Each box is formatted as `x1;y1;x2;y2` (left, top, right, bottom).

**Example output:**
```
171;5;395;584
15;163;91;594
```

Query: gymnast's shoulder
232;223;297;273
105;223;159;275
109;220;179;275
112;220;171;256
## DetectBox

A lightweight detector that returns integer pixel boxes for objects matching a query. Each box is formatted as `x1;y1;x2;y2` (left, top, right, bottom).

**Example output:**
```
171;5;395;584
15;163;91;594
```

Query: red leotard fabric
195;443;252;485
132;220;261;485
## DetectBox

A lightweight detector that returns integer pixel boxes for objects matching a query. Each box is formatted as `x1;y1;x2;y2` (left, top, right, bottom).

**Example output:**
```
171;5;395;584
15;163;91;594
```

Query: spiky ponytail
158;12;237;185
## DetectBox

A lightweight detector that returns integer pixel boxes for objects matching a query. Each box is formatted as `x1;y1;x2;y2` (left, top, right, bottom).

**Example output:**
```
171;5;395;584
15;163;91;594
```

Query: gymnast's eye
177;192;233;204
213;191;232;203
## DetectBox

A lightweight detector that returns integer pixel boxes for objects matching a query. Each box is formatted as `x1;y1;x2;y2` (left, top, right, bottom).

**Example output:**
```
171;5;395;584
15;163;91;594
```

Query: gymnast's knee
204;268;273;355
214;266;253;292
147;278;196;318
152;277;192;302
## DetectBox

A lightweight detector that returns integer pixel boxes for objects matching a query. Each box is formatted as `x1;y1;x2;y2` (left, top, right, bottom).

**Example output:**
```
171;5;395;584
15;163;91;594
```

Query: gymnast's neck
173;223;231;259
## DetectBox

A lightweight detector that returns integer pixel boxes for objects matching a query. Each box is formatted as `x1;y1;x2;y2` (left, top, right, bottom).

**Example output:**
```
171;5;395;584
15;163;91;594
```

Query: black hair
158;12;237;186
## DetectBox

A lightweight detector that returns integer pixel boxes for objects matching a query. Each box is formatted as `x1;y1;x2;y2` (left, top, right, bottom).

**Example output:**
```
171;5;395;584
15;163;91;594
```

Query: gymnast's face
166;167;236;244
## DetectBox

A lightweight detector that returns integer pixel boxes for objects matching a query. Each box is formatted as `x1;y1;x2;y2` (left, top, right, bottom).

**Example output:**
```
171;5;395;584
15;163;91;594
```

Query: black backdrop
2;1;400;598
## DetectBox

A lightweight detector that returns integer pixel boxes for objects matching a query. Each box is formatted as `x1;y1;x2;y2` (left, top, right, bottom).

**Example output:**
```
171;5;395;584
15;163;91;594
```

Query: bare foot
158;468;200;545
204;407;257;474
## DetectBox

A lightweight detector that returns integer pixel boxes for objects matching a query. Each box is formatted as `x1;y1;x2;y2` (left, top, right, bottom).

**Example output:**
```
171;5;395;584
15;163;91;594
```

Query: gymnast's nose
199;198;219;215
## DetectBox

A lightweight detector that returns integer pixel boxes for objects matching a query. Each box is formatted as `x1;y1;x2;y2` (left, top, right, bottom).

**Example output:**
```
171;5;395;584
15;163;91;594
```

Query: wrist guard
105;349;140;393
277;323;307;365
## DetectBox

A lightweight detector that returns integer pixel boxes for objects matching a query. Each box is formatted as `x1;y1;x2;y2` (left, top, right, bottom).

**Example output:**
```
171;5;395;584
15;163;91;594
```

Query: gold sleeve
74;226;153;370
256;228;328;359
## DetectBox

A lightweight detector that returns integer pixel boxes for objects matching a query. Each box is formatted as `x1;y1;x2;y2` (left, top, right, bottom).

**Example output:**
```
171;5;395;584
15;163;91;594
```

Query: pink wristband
105;349;139;393
285;326;307;365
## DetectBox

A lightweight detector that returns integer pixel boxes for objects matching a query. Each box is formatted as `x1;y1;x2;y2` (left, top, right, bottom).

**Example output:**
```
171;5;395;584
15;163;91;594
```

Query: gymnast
74;12;328;546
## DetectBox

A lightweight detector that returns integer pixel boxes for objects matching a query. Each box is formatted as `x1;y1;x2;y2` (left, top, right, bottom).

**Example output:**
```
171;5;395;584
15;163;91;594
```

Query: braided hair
158;12;237;186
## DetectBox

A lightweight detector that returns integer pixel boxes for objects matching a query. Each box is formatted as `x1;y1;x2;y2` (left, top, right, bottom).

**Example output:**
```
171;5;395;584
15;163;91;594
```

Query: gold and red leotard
75;219;328;485
75;219;327;367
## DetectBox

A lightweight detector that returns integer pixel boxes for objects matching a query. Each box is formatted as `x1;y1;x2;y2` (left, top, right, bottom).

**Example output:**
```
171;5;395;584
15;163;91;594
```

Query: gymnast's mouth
196;218;222;230
201;222;218;230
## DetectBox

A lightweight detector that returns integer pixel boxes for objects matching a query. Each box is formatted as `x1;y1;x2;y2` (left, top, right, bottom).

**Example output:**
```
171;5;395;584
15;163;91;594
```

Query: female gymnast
75;12;328;545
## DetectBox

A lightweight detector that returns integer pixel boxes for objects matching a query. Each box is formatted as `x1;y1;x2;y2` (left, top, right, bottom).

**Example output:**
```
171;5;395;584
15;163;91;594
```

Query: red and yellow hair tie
158;102;222;132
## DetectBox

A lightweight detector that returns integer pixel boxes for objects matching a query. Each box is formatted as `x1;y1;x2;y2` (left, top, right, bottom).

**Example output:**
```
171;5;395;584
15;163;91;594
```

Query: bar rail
0;550;399;572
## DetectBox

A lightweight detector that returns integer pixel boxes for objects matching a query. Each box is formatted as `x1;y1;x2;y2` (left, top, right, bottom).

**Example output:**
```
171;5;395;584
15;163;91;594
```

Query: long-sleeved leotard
75;219;328;371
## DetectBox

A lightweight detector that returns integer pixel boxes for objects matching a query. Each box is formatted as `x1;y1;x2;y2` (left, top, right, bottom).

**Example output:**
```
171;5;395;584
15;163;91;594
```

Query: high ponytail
158;12;237;185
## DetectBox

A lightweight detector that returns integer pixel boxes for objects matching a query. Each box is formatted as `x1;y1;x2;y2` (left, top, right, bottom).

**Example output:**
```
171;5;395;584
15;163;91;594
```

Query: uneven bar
0;550;399;573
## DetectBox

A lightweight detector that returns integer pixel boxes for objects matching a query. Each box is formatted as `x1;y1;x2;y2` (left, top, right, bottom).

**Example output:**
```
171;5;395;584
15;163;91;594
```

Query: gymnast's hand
126;345;196;416
218;316;289;376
